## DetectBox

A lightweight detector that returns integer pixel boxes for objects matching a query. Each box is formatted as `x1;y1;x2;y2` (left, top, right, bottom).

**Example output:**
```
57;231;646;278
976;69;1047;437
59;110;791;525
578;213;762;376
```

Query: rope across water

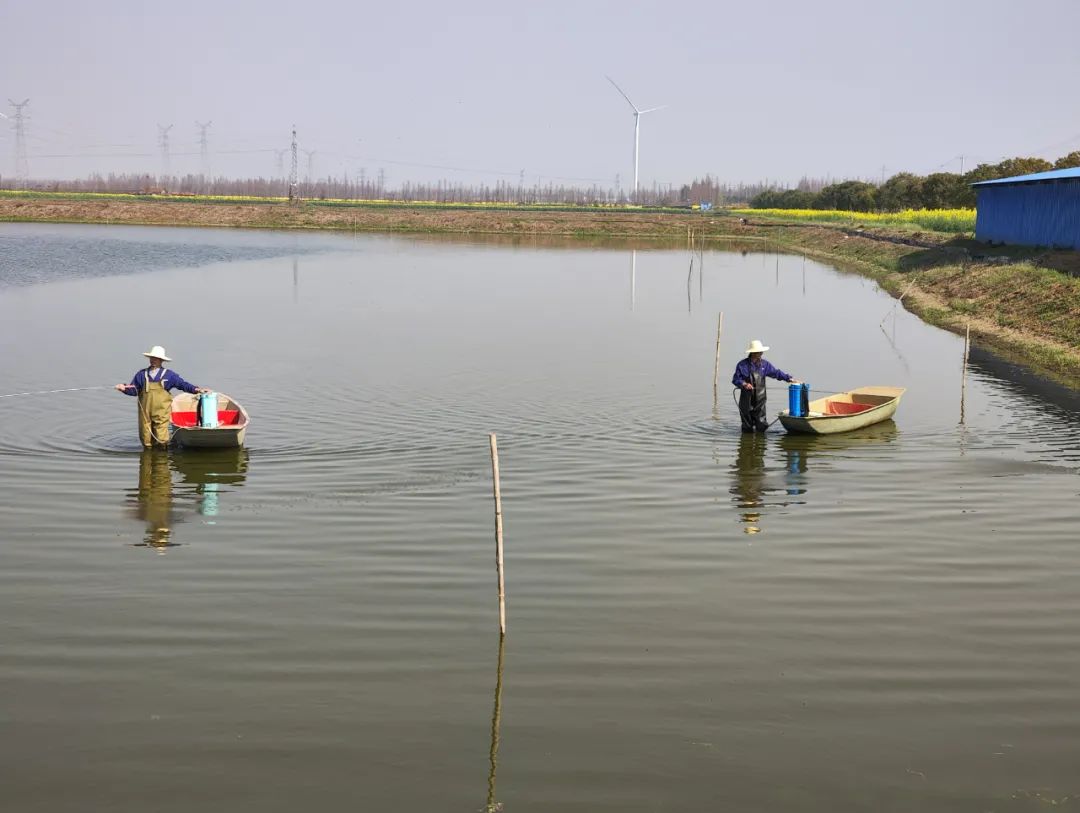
0;385;111;399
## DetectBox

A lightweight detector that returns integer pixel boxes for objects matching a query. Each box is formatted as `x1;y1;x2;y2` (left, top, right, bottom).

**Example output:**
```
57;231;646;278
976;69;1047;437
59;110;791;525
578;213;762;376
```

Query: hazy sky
2;0;1079;189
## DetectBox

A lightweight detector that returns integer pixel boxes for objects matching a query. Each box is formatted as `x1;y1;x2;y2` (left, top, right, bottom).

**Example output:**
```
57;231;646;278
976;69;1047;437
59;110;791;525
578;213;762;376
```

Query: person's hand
195;387;211;394
743;383;754;391
114;383;132;392
789;379;802;384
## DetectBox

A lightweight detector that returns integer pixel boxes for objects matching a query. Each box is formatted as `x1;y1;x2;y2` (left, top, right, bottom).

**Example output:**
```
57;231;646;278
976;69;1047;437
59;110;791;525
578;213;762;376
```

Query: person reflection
131;448;178;553
129;449;249;552
730;431;768;534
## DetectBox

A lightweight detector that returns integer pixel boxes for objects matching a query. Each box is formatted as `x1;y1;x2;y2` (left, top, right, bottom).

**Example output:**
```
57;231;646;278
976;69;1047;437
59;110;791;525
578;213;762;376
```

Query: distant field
733;207;976;233
0;189;696;215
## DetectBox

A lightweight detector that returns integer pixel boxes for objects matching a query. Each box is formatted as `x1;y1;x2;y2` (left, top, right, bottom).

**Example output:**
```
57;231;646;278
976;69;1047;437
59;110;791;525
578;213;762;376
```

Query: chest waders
738;364;769;433
138;368;172;448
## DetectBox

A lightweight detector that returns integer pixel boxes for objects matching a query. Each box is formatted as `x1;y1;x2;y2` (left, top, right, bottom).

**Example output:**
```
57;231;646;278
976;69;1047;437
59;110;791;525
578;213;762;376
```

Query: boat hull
170;424;248;448
778;386;905;435
170;392;249;449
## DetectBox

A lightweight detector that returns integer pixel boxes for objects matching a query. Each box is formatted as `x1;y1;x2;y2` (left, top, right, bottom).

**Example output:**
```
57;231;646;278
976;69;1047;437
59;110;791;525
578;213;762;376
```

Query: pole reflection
485;633;506;813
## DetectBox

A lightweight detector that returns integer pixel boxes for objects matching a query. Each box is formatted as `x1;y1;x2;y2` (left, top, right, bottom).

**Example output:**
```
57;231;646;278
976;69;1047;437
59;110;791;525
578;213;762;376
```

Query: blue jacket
732;357;792;389
121;367;199;396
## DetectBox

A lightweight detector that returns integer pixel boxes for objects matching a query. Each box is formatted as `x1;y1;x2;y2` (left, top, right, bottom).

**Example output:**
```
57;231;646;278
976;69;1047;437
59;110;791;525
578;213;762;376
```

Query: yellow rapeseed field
733;208;976;233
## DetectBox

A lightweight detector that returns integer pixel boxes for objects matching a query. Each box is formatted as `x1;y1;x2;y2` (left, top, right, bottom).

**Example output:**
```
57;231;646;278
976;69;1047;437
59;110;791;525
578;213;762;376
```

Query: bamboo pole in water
712;311;724;403
489;433;507;635
960;321;971;424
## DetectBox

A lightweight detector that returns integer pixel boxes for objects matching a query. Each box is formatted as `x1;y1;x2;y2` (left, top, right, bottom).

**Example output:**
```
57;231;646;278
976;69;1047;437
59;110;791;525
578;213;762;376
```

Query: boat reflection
127;448;249;552
776;420;898;469
730;423;898;534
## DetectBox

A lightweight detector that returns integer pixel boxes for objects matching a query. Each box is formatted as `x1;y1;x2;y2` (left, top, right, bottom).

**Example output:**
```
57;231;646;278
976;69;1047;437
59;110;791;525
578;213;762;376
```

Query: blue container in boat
788;383;809;417
197;391;219;428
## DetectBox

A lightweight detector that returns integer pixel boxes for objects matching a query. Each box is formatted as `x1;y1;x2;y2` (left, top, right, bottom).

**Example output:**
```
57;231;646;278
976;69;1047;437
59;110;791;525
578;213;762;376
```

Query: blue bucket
197;391;219;428
788;383;809;417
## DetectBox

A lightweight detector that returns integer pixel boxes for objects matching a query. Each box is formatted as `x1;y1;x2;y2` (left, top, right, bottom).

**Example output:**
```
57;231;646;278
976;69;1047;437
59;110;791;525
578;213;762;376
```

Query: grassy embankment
2;191;1077;387
734;208;1080;387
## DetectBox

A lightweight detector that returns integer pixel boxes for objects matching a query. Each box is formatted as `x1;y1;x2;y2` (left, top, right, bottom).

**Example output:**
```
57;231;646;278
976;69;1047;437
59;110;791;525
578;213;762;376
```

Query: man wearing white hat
732;339;799;432
115;346;209;448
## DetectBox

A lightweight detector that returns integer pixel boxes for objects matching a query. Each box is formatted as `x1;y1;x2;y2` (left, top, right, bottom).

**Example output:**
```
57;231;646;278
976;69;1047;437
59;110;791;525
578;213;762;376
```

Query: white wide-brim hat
745;339;770;354
142;345;172;362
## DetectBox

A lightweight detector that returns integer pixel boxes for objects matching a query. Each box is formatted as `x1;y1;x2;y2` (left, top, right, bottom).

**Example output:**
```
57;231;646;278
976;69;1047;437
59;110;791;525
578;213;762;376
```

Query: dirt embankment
3;197;1078;388
0;197;727;238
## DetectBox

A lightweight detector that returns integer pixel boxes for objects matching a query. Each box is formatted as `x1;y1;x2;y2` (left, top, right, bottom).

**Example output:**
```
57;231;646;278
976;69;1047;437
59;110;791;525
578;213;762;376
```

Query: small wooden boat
170;392;249;448
778;386;905;435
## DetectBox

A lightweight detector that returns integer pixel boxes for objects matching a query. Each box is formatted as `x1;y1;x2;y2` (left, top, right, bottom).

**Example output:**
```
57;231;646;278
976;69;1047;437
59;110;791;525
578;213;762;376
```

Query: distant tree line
749;152;1080;212
5;152;1078;210
3;170;832;207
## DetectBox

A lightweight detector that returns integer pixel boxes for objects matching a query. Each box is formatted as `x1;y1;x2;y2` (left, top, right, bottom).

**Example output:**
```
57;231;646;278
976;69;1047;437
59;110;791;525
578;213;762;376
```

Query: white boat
170;392;249;448
778;386;906;435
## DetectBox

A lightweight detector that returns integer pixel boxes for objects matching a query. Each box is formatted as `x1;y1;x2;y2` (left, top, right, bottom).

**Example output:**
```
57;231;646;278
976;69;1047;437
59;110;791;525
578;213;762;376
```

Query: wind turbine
606;76;666;198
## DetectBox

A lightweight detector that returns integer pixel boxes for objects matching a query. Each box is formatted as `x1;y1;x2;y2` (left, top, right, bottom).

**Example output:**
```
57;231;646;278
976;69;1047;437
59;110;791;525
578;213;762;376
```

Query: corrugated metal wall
975;179;1080;249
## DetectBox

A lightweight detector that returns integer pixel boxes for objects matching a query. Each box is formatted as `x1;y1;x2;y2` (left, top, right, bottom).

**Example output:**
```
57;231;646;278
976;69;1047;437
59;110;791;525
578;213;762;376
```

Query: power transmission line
196;120;212;178
8;99;30;187
157;124;173;180
289;125;298;202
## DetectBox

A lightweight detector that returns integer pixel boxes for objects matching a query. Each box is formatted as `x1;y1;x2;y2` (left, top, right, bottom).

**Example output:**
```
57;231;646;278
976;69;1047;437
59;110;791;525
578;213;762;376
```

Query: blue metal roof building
973;167;1080;249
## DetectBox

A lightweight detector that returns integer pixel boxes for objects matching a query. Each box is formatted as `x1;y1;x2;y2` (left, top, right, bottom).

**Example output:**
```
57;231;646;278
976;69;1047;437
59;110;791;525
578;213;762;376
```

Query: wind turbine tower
606;76;665;198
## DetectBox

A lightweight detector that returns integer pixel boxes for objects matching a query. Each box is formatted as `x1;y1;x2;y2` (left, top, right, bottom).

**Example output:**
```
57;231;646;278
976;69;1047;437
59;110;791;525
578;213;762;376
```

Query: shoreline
3;195;1077;389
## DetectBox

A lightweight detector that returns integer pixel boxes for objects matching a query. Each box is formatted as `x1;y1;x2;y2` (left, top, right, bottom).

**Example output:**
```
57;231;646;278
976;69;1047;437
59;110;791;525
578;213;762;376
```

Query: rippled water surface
2;222;1079;812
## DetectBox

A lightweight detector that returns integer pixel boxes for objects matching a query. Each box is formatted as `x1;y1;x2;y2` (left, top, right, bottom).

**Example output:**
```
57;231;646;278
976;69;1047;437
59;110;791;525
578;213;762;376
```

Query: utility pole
377;167;385;197
274;149;286;177
289;124;298;202
157;124;173;184
881;164;886;185
302;149;315;183
196;121;212;179
8;99;30;188
959;155;965;175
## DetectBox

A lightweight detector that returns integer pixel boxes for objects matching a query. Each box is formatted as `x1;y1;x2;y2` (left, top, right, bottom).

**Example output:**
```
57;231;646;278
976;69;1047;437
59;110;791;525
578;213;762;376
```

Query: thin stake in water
960;321;971;424
712;311;724;406
489;433;507;635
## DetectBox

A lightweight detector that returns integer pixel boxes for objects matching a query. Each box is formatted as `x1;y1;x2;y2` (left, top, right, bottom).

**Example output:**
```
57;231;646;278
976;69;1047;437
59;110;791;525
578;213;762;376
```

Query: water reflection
172;448;249;521
126;448;249;552
129;449;178;551
776;421;899;467
730;432;768;533
730;424;900;533
485;634;506;813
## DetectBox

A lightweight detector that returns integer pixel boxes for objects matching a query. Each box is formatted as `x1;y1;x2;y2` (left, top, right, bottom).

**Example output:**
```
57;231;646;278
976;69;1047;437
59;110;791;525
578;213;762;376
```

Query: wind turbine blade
605;75;640;113
638;105;667;114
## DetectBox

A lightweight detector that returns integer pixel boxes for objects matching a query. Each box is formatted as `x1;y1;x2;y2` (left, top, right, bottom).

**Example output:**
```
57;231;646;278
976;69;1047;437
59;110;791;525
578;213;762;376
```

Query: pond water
1;222;1078;812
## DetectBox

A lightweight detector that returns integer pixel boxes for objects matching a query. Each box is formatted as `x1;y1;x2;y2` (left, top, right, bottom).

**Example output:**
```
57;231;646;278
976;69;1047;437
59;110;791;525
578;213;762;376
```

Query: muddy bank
0;196;730;238
3;196;1077;388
